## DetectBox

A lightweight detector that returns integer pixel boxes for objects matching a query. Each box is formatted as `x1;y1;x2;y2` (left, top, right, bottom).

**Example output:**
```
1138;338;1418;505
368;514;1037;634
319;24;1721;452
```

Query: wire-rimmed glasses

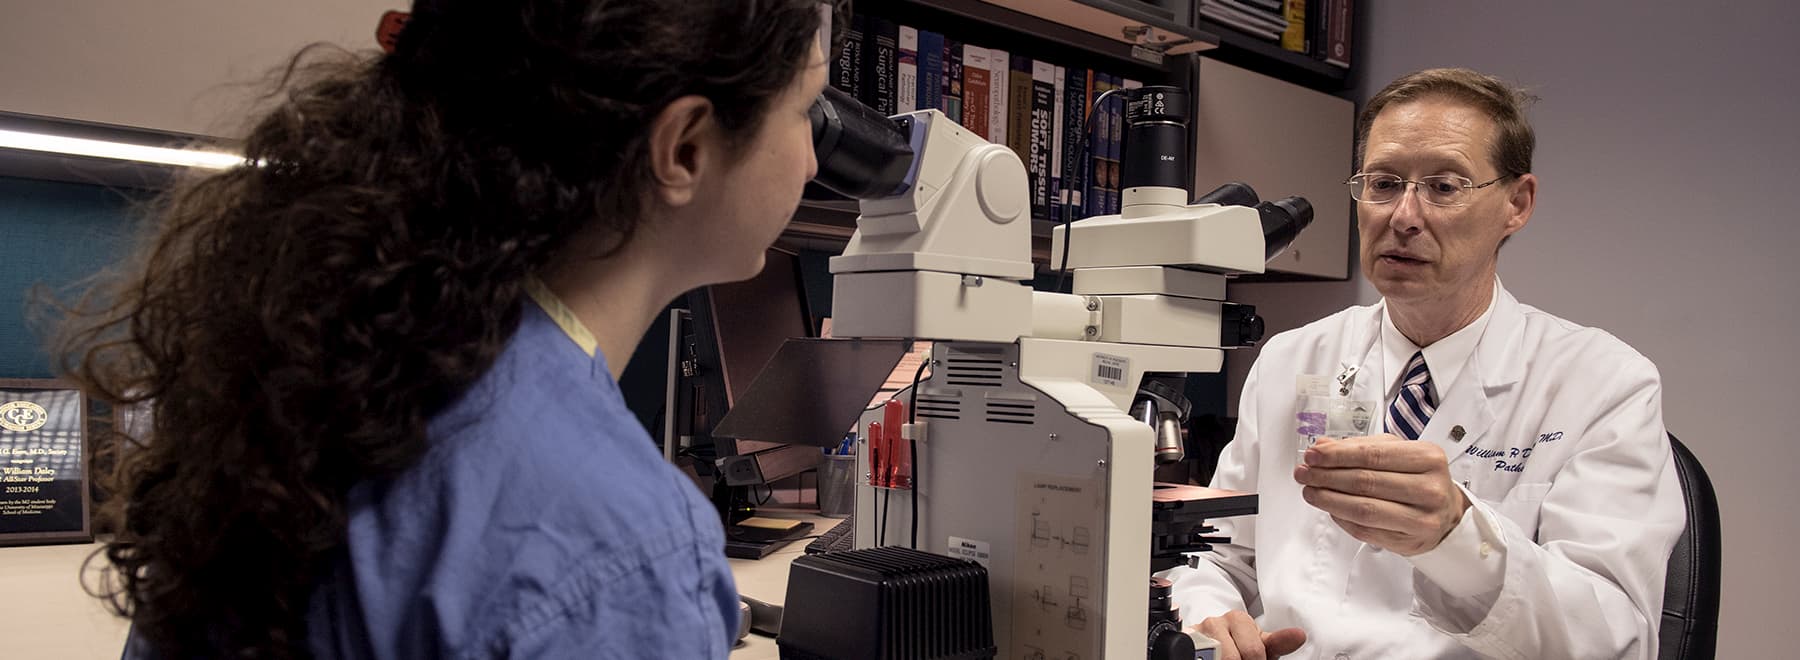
1344;172;1509;207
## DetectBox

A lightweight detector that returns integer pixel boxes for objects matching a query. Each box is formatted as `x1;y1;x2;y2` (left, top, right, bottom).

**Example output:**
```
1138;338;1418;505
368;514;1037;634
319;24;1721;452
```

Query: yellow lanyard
521;276;598;358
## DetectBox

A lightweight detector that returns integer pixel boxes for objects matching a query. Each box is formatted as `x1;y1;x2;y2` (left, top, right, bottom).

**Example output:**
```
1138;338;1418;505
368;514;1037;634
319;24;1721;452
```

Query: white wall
1226;1;1800;655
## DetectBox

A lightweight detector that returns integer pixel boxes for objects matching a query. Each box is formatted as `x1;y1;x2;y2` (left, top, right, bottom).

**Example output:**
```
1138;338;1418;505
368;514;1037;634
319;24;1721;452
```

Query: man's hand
1194;610;1306;660
1293;435;1469;556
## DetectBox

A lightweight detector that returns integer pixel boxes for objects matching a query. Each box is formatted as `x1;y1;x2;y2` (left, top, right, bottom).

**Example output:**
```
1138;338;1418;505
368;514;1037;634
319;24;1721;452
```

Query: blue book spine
918;30;944;114
1088;74;1113;217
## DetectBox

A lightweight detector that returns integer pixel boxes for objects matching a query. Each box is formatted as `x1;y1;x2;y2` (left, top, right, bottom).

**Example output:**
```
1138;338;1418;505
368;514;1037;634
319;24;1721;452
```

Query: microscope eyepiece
808;85;916;200
1255;195;1314;261
1120;86;1190;192
1193;181;1260;208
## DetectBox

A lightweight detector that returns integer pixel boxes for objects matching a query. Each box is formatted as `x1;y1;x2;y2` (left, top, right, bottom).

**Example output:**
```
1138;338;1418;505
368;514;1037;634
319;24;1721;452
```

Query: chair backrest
1658;434;1721;660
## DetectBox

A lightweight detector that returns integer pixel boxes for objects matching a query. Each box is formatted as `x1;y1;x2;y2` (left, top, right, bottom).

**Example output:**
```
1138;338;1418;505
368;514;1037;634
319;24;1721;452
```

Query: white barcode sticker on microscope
947;536;991;568
1092;353;1129;387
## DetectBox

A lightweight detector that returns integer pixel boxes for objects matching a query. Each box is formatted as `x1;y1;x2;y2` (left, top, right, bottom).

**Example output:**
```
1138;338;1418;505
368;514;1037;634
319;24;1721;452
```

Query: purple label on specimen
1296;412;1326;437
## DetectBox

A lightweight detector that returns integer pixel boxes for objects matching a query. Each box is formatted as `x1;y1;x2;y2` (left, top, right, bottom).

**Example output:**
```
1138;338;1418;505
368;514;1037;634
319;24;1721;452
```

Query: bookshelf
971;0;1218;59
856;0;1201;87
790;0;1357;277
793;0;1215;264
1195;16;1348;93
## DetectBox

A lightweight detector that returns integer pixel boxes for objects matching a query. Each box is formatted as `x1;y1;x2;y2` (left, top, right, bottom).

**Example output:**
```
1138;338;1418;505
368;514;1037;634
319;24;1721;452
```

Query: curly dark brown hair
52;1;840;656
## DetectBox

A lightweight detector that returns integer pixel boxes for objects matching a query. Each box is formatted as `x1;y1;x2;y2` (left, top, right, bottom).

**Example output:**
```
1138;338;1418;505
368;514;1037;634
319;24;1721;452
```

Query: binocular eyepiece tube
807;85;916;200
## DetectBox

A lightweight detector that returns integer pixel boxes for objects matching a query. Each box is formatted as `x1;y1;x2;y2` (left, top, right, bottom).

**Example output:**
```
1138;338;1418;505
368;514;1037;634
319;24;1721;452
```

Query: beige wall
0;0;398;137
1227;1;1800;655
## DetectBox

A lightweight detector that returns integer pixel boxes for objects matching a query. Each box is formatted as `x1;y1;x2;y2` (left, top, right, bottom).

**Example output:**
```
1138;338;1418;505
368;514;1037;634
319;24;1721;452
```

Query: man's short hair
1356;68;1536;179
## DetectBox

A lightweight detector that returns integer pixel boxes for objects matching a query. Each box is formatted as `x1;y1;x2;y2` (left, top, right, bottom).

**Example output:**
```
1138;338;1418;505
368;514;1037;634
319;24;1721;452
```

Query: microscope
806;83;1311;659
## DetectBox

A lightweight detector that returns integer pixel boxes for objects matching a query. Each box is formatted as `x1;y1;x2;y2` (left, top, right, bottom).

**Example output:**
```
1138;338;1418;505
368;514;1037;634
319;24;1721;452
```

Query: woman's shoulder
326;315;728;657
409;306;706;542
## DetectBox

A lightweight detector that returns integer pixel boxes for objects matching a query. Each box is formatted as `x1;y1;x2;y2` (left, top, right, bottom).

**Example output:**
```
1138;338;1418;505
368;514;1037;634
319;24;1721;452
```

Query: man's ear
646;95;719;208
1502;172;1537;237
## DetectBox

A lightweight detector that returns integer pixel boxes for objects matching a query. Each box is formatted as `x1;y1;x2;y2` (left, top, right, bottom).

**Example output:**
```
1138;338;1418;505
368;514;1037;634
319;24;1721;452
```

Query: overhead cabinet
1191;57;1353;279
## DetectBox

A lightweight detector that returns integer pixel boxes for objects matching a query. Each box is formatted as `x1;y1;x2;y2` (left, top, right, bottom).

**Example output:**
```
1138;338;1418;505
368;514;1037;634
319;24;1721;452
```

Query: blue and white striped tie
1387;351;1436;440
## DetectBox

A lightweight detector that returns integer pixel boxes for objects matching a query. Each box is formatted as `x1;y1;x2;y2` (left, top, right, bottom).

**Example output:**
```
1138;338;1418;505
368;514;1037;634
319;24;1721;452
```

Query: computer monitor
681;247;822;490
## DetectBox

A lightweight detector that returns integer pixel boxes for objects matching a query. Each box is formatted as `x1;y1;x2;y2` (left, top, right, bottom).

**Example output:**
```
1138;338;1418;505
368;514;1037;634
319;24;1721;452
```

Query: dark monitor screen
711;250;811;416
711;337;911;449
685;248;815;462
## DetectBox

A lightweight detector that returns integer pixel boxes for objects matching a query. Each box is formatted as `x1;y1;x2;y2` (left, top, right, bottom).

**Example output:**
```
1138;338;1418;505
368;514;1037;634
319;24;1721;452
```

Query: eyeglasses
1343;173;1510;207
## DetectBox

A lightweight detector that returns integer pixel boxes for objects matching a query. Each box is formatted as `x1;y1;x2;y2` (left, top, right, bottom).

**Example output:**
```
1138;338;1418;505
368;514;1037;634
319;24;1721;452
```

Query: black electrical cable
876;436;887;547
907;355;931;550
1052;88;1120;294
874;418;887;547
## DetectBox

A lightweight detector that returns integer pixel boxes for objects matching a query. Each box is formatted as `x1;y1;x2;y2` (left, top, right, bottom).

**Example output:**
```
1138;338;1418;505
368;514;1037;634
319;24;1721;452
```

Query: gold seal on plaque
0;401;49;433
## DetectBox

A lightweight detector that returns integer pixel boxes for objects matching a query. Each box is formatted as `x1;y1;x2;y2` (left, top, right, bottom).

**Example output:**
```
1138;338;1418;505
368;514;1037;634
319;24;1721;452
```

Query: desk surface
729;513;840;660
0;541;132;659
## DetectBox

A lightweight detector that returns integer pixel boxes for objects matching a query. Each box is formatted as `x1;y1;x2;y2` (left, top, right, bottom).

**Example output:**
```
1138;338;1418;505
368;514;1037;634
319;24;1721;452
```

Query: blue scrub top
115;298;741;659
302;301;739;658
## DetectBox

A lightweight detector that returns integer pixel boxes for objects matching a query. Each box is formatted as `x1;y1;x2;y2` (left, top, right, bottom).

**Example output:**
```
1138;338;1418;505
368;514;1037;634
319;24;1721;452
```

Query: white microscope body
822;89;1307;659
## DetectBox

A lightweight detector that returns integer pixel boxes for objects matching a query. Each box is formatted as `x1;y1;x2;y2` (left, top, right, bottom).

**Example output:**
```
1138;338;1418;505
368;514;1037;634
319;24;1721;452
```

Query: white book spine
897;26;918;113
964;46;989;72
987;48;1008;146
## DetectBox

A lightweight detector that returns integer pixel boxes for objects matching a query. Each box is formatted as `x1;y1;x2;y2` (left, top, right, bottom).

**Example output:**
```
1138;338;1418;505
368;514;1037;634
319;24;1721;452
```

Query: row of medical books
1200;0;1353;69
831;14;1144;222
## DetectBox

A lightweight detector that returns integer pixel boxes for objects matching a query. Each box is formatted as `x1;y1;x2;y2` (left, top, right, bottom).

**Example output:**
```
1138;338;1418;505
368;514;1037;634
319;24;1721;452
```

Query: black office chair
1658;434;1720;660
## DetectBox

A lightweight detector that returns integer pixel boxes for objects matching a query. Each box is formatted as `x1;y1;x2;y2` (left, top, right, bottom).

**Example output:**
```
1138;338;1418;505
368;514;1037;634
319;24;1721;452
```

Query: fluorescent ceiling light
0;128;245;170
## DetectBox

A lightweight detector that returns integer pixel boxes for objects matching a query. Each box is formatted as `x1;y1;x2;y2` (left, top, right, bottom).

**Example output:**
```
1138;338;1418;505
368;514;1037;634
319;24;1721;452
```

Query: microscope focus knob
1242;313;1265;344
976;148;1029;225
1223;303;1265;347
1150;628;1197;660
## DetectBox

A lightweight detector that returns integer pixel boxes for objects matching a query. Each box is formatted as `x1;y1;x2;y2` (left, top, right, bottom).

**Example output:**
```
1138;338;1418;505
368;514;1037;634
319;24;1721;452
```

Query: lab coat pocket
1493;482;1552;542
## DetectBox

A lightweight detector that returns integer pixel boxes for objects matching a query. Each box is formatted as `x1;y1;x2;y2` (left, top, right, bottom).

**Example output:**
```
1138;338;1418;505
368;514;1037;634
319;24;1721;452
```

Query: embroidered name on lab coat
1464;431;1563;472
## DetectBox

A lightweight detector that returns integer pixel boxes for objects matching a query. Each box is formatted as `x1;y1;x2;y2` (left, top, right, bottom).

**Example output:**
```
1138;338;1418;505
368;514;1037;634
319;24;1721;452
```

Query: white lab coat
1163;283;1685;660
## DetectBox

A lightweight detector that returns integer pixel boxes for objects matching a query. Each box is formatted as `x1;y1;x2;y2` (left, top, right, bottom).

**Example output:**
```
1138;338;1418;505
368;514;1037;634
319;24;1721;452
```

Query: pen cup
817;454;856;518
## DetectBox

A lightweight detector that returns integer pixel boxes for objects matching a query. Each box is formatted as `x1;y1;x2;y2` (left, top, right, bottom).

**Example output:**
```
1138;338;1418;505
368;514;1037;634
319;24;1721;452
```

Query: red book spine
962;47;991;139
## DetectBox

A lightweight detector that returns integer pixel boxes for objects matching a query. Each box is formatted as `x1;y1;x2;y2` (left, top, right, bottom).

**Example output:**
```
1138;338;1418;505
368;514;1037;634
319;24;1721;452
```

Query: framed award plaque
0;378;92;545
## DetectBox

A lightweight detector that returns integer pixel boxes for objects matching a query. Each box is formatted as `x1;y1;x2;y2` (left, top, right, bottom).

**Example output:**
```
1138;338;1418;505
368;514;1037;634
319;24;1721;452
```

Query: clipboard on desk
724;516;816;560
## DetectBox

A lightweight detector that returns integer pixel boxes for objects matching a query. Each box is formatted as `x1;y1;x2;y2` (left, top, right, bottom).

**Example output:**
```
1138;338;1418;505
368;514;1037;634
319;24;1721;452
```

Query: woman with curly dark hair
53;0;836;657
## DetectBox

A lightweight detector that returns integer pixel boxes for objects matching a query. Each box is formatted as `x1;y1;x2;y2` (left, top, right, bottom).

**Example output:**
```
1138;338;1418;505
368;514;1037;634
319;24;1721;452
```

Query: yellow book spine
1281;0;1307;52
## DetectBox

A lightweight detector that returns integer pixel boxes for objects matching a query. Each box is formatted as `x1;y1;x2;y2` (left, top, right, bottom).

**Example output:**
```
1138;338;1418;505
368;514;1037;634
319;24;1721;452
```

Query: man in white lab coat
1163;68;1686;660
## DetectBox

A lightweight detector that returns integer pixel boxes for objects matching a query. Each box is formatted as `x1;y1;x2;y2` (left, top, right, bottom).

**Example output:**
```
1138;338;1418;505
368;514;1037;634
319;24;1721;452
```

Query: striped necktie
1387;351;1436;440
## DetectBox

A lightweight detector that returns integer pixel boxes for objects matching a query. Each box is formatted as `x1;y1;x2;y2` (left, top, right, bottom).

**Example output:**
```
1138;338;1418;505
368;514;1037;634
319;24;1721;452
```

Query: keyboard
805;515;856;554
